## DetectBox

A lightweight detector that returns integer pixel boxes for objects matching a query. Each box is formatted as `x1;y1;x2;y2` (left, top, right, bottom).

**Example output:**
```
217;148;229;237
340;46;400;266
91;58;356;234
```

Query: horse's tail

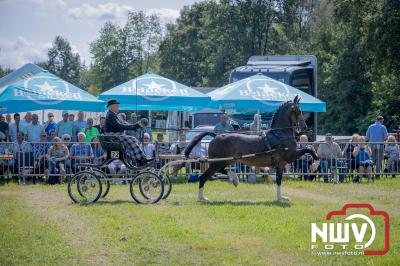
184;131;216;158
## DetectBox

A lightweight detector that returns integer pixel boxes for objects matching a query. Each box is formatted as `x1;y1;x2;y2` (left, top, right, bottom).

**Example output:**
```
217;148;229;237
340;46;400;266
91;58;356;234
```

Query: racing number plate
111;151;119;159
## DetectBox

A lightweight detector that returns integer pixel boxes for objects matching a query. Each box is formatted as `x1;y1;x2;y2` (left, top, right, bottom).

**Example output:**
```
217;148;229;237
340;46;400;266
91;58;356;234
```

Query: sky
0;0;198;69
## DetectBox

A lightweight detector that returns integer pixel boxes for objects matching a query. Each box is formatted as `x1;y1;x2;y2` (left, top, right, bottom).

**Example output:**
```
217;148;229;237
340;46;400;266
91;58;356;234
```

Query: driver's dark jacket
105;110;140;134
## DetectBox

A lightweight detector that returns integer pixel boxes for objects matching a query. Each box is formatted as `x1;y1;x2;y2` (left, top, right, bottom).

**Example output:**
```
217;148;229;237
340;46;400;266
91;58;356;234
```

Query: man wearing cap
105;100;148;166
366;115;388;177
56;111;75;139
317;133;345;183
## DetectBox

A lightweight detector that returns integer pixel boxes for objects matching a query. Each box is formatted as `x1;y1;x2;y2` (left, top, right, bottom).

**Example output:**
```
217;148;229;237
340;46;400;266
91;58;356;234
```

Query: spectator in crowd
139;118;152;142
68;113;75;122
20;112;32;132
43;112;57;141
9;113;24;142
156;132;170;154
70;132;94;173
95;116;106;134
126;113;139;138
0;133;12;176
342;134;360;172
91;136;106;165
0;114;9;140
118;113;127;122
12;131;32;156
12;131;33;175
61;133;72;172
171;134;187;155
366;115;388;178
170;134;189;179
5;114;11;124
83;118;100;142
296;134;316;181
47;137;69;184
74;111;86;133
26;114;44;142
108;160;127;179
384;135;400;177
250;114;262;132
214;113;234;132
317;133;345;183
62;133;71;145
49;129;57;140
32;132;50;183
56;111;75;140
140;133;155;159
353;136;373;183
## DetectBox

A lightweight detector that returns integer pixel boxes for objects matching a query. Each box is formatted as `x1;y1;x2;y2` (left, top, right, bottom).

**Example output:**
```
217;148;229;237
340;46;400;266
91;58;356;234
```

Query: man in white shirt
26;114;44;142
19;112;32;133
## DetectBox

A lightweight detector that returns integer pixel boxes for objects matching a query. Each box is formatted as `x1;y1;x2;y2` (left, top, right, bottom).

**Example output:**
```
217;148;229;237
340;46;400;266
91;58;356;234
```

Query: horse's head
288;95;307;132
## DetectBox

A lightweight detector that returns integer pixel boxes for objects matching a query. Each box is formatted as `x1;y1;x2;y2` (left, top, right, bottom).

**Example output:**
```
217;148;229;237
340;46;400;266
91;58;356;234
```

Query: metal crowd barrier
0;140;398;184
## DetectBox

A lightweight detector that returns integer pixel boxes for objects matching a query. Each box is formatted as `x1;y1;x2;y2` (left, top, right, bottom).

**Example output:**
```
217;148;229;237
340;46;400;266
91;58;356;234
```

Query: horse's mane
270;101;292;128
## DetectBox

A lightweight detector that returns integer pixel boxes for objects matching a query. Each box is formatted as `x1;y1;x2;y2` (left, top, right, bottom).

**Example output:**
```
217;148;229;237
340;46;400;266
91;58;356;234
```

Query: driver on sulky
105;99;149;166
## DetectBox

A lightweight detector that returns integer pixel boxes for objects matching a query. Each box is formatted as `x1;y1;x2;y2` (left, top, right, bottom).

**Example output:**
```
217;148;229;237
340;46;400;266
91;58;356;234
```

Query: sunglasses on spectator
63;138;71;140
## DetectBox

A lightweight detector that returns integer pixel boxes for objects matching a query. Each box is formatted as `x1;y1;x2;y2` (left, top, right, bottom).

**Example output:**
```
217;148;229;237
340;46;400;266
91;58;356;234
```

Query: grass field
0;178;399;265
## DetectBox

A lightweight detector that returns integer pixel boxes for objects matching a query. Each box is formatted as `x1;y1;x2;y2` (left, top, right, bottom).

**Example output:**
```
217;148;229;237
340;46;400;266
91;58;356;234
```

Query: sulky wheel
91;168;110;199
68;171;102;204
161;175;172;200
130;171;164;204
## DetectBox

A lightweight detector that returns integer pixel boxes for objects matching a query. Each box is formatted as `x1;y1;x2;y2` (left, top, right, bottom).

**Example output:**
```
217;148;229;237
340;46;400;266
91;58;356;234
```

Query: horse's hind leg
198;163;224;202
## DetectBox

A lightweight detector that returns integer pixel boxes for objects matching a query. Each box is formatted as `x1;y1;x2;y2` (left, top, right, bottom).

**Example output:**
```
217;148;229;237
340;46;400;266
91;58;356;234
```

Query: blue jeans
298;160;313;181
321;160;345;183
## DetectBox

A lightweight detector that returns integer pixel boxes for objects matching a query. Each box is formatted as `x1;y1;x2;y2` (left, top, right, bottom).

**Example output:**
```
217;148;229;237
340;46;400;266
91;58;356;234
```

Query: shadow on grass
200;200;291;208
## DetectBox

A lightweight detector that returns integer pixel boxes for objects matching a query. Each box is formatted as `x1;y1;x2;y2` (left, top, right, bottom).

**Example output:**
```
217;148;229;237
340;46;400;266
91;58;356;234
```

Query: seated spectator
353;136;373;183
49;129;57;140
170;134;187;155
296;134;316;181
140;133;155;159
26;114;44;142
62;133;72;149
156;132;171;154
317;133;345;183
32;132;50;183
91;136;106;165
43;112;57;141
108;159;127;178
82;118;100;143
47;137;69;184
384;135;400;177
70;132;94;173
12;131;33;175
342;134;359;172
0;134;12;176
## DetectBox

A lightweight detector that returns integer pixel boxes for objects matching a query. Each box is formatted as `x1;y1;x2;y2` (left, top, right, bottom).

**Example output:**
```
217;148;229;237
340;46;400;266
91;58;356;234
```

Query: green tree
46;36;82;86
89;11;162;91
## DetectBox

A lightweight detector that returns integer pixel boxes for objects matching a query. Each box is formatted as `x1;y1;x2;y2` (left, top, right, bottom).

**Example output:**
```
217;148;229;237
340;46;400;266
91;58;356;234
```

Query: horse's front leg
295;148;319;160
275;167;289;201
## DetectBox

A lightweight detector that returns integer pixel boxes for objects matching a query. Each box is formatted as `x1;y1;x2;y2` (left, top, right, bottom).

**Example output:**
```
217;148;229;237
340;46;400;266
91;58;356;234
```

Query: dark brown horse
184;96;318;201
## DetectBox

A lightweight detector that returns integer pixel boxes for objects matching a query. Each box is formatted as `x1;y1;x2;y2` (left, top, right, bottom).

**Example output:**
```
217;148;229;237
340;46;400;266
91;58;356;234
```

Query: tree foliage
46;36;82;86
88;11;162;91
